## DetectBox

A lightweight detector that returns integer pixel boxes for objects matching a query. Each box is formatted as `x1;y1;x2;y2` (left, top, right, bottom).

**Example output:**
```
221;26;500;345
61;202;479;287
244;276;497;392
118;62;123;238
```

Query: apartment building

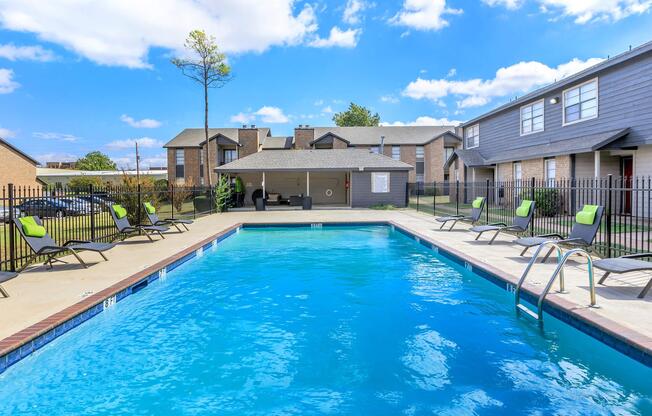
447;41;652;188
0;137;42;189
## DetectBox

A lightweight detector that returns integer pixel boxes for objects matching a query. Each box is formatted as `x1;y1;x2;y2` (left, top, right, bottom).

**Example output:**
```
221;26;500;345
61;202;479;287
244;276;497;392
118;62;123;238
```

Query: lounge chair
0;271;18;297
109;204;169;241
595;254;652;298
470;200;536;244
514;205;604;263
13;216;115;271
436;197;486;231
143;202;193;232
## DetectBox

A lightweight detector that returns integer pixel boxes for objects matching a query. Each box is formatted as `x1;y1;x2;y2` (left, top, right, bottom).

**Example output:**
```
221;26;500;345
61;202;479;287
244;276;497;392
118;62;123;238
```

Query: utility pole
135;141;141;186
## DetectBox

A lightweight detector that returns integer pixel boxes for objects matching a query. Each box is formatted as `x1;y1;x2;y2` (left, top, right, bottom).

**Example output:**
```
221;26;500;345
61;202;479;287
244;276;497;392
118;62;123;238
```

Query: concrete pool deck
1;209;651;361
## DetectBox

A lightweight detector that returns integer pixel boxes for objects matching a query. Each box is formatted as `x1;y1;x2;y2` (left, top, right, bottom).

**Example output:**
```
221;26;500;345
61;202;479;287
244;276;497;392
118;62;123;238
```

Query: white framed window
563;78;598;125
444;147;454;163
520;99;544;135
513;162;522;182
464;124;479;149
175;149;185;178
545;158;556;186
370;146;380;154
392;146;401;160
371;172;390;193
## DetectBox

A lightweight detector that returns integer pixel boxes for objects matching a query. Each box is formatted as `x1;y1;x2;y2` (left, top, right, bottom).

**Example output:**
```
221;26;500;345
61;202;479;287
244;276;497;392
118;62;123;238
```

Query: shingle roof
261;136;293;150
0;137;39;165
164;128;240;148
214;149;413;172
448;128;630;168
311;126;458;145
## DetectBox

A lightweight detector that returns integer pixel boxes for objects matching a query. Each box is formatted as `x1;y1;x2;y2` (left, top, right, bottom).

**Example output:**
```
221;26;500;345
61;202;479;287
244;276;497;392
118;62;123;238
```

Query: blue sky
0;0;651;168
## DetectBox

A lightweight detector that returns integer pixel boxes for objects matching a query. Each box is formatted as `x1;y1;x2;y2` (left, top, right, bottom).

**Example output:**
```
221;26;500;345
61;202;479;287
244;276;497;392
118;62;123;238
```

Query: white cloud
380;95;400;103
111;152;167;169
255;106;290;123
230;112;255;124
33;152;78;165
381;116;463;126
343;0;371;24
106;137;163;150
0;127;16;138
0;68;19;93
389;0;463;31
0;0;323;68
309;27;361;48
120;114;162;128
313;99;324;106
539;0;652;23
482;0;524;9
446;68;457;77
321;105;334;114
403;57;603;108
33;132;79;142
0;44;56;61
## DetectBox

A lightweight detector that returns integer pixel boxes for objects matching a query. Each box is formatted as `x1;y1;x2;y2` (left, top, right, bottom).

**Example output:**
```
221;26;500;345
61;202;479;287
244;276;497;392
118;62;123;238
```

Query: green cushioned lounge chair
13;216;115;271
514;205;604;263
594;254;652;298
0;271;18;298
470;200;536;244
435;197;486;231
142;202;193;232
109;205;169;242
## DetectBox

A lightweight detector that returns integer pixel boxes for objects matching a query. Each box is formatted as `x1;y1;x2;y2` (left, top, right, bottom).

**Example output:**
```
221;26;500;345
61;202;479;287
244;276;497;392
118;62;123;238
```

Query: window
392;146;401;160
199;149;204;178
370;146;380;154
521;100;544;135
175;149;184;179
415;146;425;183
563;78;598;125
545;158;556;186
513;162;522;183
444;147;454;163
465;124;479;149
371;172;390;193
223;149;237;165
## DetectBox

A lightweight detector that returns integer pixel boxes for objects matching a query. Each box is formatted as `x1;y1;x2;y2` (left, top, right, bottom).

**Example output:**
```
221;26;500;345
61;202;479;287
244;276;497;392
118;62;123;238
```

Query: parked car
60;197;93;215
0;205;21;223
17;198;84;218
77;195;113;211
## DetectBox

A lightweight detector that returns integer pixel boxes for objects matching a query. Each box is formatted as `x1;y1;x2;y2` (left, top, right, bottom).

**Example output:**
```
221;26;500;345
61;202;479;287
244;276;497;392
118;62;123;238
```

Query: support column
306;171;310;196
594;151;601;178
262;172;266;195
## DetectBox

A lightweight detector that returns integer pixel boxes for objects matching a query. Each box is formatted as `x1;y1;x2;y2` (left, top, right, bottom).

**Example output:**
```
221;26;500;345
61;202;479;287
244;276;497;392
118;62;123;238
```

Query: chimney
380;135;385;154
242;124;247;128
250;124;256;128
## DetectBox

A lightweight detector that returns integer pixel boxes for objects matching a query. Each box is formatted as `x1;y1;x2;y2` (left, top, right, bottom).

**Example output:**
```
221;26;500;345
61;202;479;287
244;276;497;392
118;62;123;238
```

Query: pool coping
0;220;649;374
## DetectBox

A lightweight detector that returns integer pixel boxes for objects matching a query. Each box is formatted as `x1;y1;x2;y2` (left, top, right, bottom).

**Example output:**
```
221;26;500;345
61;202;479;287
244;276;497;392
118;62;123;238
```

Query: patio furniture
289;195;303;206
109;204;169;241
143;202;193;232
13;216;115;271
436;197;486;231
255;198;266;211
0;271;19;298
594;254;652;298
514;205;604;263
267;193;282;205
470;200;536;244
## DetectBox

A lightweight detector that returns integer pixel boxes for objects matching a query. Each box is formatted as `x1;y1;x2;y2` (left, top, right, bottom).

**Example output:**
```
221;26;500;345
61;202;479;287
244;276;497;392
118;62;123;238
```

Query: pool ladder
515;241;598;322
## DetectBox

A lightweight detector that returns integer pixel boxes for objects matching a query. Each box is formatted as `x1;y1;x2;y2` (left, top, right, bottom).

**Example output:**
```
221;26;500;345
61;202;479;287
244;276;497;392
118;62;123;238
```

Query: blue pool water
0;225;650;415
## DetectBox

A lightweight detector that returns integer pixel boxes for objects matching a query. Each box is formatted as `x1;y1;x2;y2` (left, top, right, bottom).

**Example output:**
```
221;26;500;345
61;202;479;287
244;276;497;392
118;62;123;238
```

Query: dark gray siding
351;171;408;208
465;52;652;159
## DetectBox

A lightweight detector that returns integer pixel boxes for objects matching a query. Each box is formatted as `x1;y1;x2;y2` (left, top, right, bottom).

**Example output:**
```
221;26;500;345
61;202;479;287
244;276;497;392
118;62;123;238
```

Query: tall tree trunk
204;81;212;186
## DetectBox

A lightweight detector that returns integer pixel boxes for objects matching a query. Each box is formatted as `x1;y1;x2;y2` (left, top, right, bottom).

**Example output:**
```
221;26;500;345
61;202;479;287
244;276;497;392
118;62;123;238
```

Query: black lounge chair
13;216;115;271
514;205;604;263
143;202;192;232
109;205;169;242
436;197;486;231
595;254;652;298
0;271;18;298
471;200;536;244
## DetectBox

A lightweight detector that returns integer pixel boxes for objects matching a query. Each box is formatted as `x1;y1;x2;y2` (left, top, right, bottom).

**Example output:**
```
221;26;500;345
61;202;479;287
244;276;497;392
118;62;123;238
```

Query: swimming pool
0;225;650;415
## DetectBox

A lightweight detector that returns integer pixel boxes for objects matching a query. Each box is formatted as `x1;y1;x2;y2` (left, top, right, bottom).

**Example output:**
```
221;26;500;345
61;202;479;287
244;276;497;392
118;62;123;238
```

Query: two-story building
447;41;652;191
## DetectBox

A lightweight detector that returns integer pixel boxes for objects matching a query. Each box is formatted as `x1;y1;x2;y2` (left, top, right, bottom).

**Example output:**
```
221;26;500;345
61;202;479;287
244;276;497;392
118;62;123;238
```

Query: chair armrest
557;237;585;244
536;233;564;239
36;245;66;253
63;239;91;246
489;222;507;227
621;253;652;259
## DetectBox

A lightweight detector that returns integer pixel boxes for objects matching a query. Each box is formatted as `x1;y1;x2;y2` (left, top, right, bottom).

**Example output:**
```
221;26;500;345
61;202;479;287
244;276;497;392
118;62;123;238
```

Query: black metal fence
0;183;216;271
407;175;652;258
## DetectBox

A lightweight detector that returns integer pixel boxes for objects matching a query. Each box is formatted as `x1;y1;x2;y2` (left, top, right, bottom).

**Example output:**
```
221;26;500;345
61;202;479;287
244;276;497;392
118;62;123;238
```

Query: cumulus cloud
230;112;255;124
0;127;16;138
0;43;57;61
403;57;603;108
0;0;327;68
120;114;162;128
380;95;400;103
482;0;524;9
106;137;163;150
111;152;167;169
0;68;19;93
343;0;371;24
33;152;78;165
231;106;290;124
33;132;79;142
539;0;652;23
390;0;463;31
381;116;462;126
308;27;361;48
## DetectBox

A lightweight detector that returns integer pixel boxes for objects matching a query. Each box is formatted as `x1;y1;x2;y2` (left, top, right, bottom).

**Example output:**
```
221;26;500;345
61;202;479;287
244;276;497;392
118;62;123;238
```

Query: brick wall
522;158;544;179
295;128;314;149
184;148;201;186
401;145;416;182
238;129;259;157
555;155;572;179
167;149;178;184
332;137;348;149
382;145;392;157
424;140;445;182
0;143;39;189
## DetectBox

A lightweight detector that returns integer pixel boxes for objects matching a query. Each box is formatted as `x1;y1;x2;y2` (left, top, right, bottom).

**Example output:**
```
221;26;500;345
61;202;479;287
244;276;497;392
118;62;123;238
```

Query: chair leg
638;278;652;298
448;220;458;231
540;246;555;263
489;229;502;245
158;231;165;239
439;221;445;230
144;231;154;242
519;246;529;256
99;251;108;261
0;284;8;298
173;223;183;233
474;231;483;241
597;271;611;285
182;223;190;231
68;249;88;269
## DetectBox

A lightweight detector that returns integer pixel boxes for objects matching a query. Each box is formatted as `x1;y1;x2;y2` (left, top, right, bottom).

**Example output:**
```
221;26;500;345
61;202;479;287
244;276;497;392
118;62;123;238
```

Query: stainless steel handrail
515;240;565;306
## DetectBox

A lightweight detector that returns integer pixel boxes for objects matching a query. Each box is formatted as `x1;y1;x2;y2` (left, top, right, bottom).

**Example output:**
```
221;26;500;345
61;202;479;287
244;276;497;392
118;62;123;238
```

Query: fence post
193;186;197;219
485;179;490;223
170;183;175;219
606;174;613;258
416;184;420;212
432;181;436;216
89;184;95;241
530;177;536;236
8;183;16;272
456;180;460;216
137;183;142;225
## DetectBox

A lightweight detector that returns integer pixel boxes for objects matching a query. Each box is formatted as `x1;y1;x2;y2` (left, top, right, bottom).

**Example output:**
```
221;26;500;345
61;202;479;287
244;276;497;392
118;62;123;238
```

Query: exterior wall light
549;97;560;104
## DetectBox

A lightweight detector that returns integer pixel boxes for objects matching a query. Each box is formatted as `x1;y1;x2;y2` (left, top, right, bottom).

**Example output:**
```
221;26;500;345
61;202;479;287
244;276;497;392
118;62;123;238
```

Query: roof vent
242;124;247;128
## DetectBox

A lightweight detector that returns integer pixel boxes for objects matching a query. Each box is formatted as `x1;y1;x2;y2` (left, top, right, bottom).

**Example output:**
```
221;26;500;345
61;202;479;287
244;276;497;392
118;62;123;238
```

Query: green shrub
213;175;232;212
520;188;561;217
370;204;396;210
